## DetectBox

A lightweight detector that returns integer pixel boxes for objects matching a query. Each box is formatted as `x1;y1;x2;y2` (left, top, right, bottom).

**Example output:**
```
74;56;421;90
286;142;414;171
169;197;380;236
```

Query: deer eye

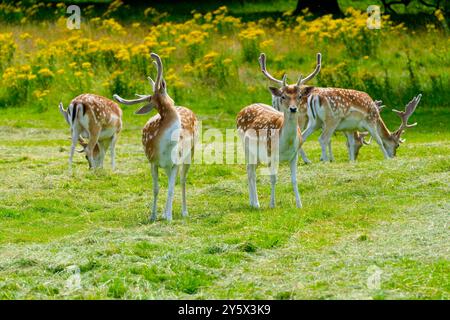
281;95;286;100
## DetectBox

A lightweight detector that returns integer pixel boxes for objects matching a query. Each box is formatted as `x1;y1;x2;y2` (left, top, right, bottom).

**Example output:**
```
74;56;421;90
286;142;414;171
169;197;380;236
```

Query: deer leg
301;118;321;164
164;165;179;221
98;139;111;168
110;134;118;171
69;128;78;172
344;132;356;161
299;148;311;165
290;153;302;208
301;119;320;143
86;128;100;169
96;142;106;169
150;163;159;222
297;115;311;164
246;163;259;208
366;127;390;159
269;168;277;208
328;141;335;162
180;164;190;217
319;121;339;162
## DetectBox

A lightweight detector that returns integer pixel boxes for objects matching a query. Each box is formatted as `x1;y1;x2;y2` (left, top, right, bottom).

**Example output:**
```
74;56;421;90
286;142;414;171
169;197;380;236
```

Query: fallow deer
259;53;369;162
344;131;370;161
236;54;323;208
303;90;421;160
59;94;122;170
113;53;198;221
344;100;385;160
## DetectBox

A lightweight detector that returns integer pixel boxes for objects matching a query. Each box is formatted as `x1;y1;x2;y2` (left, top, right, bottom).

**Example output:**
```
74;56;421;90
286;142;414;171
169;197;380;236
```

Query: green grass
0;0;448;300
0;105;448;299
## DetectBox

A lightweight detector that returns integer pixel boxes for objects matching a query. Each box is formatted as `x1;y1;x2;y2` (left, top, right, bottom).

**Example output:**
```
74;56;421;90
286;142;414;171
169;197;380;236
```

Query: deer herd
59;52;421;221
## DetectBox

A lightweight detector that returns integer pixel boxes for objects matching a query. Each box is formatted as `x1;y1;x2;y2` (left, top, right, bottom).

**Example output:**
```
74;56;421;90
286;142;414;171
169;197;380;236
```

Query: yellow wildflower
38;68;54;77
204;51;219;60
259;39;274;49
20;33;32;40
184;64;194;73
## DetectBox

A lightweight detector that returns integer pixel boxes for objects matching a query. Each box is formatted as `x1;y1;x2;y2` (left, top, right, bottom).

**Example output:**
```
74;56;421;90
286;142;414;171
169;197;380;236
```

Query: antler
297;52;321;86
374;100;385;111
113;93;150;105
258;53;286;86
147;76;156;92
76;137;87;153
150;53;164;91
393;94;421;134
113;55;165;105
359;132;371;145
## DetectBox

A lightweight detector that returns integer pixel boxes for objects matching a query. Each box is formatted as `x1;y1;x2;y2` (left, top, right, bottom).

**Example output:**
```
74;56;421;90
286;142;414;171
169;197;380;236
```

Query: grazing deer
59;94;122;170
303;89;421;160
259;53;369;162
344;100;385;160
113;53;198;221
344;131;370;161
236;54;323;209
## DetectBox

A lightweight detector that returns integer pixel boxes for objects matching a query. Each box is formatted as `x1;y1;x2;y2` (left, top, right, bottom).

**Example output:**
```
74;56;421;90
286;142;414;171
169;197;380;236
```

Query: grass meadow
0;1;449;299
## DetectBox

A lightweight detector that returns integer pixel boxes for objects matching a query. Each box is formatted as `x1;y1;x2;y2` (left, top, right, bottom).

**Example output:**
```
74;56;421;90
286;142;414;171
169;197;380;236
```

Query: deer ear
160;79;167;94
135;103;154;115
269;87;282;97
59;102;70;125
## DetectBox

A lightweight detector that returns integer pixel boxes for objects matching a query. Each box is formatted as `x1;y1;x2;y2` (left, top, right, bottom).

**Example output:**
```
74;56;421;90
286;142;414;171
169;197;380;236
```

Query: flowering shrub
0;33;15;72
0;4;447;108
239;24;265;62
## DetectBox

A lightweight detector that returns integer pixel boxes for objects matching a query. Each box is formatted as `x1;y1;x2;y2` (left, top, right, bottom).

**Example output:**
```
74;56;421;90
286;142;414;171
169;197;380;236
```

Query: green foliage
1;3;448;110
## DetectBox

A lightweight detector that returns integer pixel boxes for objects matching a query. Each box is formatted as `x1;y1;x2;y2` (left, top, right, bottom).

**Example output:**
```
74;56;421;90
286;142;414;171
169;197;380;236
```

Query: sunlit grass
0;106;449;299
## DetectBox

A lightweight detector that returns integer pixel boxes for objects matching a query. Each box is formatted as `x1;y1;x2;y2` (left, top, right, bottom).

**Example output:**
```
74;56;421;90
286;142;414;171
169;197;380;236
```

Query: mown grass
0;0;449;300
0;106;448;299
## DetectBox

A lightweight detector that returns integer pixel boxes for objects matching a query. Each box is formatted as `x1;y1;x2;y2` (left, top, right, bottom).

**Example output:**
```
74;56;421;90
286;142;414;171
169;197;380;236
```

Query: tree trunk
294;0;342;16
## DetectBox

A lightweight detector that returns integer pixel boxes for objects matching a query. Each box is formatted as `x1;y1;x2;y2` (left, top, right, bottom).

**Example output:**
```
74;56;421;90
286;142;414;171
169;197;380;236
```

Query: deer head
259;52;321;115
384;94;421;157
355;131;371;158
77;138;101;169
113;53;174;115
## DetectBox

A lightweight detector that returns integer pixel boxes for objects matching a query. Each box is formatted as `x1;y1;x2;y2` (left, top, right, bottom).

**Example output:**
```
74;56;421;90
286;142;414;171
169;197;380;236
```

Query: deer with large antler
235;54;325;209
114;53;198;221
59;94;122;171
258;53;370;162
303;86;421;160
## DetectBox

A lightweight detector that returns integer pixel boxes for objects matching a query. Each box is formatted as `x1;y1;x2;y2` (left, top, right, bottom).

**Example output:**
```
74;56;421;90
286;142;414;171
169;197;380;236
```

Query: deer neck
376;117;393;141
280;110;299;148
155;96;178;123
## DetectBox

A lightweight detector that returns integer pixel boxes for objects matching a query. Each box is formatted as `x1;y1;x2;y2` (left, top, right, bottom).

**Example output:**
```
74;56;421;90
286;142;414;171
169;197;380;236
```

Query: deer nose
289;106;297;113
